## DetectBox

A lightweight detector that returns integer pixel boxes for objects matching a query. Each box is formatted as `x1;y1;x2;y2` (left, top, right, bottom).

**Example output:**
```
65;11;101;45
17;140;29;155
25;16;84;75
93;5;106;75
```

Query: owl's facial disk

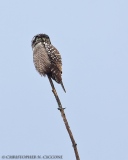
31;34;51;48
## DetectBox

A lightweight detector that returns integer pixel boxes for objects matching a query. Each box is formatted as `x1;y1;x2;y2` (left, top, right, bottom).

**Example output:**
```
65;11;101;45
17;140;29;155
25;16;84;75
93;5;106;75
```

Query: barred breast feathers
33;42;51;76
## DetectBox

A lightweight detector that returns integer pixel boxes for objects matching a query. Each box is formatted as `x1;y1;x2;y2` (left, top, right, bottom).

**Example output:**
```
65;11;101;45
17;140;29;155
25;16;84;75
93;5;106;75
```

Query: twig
47;75;80;160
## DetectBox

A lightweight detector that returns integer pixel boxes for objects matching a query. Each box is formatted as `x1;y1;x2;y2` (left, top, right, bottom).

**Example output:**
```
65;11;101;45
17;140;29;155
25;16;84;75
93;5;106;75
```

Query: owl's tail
61;81;66;93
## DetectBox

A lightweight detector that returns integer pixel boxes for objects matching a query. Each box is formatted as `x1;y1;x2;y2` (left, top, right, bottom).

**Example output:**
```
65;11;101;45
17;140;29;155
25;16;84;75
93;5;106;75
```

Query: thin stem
47;75;80;160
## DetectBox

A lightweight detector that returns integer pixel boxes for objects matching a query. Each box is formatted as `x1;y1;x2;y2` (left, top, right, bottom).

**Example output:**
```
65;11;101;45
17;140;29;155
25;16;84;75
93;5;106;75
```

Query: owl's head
31;34;51;48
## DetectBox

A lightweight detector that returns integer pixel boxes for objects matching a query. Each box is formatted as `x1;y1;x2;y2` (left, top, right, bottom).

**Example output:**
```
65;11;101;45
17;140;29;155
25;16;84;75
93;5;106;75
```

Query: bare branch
47;75;80;160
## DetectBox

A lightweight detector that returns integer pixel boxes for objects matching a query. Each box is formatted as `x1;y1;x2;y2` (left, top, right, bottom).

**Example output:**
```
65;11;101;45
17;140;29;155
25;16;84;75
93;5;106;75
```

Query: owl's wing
48;45;62;71
45;43;66;92
46;44;62;83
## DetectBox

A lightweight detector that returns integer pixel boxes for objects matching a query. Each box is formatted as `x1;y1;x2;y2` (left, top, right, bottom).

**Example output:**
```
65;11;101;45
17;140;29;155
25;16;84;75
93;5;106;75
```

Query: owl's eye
43;38;46;41
37;37;42;41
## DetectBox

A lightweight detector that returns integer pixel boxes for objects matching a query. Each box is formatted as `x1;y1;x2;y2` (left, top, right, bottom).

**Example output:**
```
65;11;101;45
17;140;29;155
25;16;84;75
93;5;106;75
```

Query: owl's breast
33;43;51;76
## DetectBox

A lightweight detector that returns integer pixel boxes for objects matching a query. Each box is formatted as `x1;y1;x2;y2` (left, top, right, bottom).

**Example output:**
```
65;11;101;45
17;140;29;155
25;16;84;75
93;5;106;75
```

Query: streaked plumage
31;34;66;92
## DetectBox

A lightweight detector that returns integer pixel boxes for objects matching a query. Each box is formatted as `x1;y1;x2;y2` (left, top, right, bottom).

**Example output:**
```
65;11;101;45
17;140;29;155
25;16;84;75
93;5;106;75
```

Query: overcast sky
0;1;128;160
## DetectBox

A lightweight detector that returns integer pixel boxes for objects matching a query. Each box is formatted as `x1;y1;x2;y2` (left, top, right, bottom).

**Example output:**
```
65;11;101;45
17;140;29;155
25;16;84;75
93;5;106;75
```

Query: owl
31;34;66;92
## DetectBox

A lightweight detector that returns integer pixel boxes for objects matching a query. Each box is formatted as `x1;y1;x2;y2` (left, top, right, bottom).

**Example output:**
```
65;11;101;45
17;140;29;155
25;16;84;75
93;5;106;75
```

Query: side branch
47;75;80;160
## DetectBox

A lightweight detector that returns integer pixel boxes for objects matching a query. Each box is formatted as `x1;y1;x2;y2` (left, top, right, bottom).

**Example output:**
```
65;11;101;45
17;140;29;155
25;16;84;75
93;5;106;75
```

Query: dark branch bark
47;75;80;160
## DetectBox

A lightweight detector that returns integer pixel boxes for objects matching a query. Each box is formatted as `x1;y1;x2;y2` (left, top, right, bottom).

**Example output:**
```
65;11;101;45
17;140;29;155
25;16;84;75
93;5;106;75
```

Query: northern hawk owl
31;34;66;92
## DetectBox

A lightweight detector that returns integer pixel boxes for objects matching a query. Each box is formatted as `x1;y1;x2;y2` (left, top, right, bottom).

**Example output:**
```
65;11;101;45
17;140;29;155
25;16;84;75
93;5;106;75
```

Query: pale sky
0;1;128;160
